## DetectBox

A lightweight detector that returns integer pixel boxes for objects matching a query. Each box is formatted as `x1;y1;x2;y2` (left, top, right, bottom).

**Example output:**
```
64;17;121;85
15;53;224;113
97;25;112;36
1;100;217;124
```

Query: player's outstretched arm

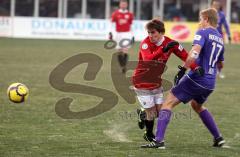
174;44;203;85
184;44;201;69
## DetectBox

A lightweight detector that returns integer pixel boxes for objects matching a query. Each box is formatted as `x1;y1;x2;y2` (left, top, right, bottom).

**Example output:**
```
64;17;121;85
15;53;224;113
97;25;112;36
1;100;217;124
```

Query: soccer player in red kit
133;19;200;142
110;0;134;73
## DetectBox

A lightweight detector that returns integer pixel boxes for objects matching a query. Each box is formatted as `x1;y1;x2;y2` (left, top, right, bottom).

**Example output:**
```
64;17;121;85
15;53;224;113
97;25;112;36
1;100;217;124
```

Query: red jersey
132;36;196;90
111;9;134;32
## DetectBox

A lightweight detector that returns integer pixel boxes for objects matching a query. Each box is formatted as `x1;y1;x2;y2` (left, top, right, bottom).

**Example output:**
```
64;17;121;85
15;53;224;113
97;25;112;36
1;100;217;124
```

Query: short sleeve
193;29;205;47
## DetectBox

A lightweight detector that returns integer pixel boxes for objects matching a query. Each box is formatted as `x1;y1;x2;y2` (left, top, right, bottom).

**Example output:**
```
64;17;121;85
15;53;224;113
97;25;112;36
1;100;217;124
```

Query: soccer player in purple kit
211;0;231;78
211;0;231;43
141;8;225;149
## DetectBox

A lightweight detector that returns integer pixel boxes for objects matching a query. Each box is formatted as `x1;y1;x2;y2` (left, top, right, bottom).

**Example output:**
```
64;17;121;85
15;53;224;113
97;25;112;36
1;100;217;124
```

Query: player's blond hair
200;8;218;28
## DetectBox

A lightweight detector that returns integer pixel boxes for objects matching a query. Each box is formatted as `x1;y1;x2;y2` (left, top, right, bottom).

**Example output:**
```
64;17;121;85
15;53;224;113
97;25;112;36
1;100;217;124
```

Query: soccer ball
7;83;29;103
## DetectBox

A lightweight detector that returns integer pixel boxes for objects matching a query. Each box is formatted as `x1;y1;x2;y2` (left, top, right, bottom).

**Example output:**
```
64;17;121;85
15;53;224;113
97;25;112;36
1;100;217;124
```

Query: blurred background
0;0;240;22
0;0;240;42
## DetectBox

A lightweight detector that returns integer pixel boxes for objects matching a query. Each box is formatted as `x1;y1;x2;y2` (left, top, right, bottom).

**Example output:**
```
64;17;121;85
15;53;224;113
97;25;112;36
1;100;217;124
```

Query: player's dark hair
146;18;165;33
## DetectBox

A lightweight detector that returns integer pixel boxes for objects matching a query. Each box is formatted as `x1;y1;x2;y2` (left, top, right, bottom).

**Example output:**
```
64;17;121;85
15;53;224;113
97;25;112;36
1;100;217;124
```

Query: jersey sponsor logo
142;43;148;49
194;35;202;41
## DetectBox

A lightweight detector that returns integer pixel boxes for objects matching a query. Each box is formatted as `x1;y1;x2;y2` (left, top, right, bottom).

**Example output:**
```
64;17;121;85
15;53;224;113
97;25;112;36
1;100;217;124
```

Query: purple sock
155;109;172;142
199;109;221;139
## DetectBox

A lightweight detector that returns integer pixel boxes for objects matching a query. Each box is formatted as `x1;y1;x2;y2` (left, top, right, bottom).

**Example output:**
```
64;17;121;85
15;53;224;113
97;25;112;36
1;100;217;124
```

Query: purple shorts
171;75;213;104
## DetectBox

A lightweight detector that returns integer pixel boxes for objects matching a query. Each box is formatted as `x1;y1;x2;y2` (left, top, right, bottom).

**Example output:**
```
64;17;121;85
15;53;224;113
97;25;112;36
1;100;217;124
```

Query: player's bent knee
161;93;180;110
191;101;206;113
161;101;174;110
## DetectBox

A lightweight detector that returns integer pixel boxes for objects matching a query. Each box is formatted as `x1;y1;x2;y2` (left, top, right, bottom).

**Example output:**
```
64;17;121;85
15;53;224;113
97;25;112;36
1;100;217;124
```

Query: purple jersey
217;11;231;37
188;28;224;89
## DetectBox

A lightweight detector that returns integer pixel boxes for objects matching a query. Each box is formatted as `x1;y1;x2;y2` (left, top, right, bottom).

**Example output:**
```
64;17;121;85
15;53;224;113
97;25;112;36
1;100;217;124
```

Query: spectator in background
39;0;58;17
211;0;231;43
231;2;240;23
165;0;185;21
0;0;10;16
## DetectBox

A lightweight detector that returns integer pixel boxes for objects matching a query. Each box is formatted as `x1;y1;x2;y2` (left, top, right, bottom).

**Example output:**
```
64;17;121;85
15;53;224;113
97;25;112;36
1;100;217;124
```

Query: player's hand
163;41;179;53
228;36;231;44
194;66;205;76
109;32;113;40
174;65;186;85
